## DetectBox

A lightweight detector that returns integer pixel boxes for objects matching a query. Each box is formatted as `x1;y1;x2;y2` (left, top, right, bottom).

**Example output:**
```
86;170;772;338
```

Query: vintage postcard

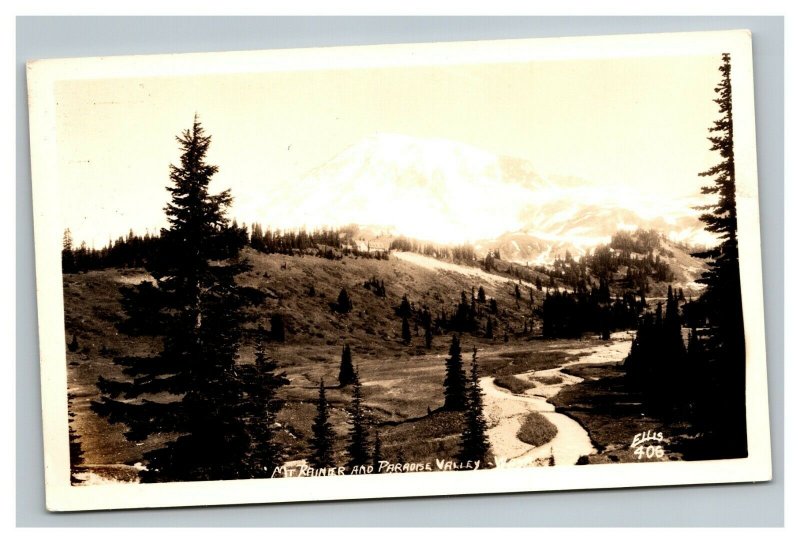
27;30;771;511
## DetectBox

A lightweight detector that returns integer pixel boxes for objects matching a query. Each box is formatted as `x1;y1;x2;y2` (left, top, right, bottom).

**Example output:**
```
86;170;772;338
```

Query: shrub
493;375;533;394
516;412;558;447
536;375;562;385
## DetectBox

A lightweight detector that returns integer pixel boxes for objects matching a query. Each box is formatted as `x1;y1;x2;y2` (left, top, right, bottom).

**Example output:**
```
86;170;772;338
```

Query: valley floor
63;251;699;484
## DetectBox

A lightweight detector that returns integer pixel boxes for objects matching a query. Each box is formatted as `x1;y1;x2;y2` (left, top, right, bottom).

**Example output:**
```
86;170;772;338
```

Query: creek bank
481;332;634;468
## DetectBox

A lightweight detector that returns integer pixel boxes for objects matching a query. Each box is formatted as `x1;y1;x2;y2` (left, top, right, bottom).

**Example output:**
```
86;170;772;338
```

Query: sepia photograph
26;29;771;511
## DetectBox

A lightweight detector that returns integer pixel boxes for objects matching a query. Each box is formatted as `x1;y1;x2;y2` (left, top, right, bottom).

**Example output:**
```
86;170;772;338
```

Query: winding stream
481;332;634;468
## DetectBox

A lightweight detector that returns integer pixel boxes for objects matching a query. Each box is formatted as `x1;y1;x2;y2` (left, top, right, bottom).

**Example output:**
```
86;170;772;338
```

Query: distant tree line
548;230;675;294
541;285;644;339
382;285;519;351
389;236;477;263
530;228;689;339
249;223;389;260
62;228;162;273
61;221;392;273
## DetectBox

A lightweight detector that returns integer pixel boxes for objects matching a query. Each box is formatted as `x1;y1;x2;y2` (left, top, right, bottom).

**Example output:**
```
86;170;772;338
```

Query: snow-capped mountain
247;133;716;262
252;133;552;244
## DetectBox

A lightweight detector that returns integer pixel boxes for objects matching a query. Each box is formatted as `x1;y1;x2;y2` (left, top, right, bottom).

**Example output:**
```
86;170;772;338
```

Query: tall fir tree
397;294;412;318
346;369;370;469
241;327;290;477
338;344;357;387
664;286;686;361
309;379;336;469
401;315;412;345
424;325;433;349
692;53;747;458
443;335;467;411
91;117;263;482
458;347;491;467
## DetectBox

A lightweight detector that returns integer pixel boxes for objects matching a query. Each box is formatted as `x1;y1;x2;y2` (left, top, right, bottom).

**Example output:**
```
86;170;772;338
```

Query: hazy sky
56;54;723;247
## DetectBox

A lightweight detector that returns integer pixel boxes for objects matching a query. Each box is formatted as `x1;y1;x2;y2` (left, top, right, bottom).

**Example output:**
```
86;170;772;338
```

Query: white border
26;29;772;512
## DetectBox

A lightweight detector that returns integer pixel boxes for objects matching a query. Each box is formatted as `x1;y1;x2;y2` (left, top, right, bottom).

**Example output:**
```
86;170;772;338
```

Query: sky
55;54;723;247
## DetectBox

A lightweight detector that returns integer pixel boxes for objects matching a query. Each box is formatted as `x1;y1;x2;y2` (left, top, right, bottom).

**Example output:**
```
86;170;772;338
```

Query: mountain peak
251;134;550;244
243;133;711;252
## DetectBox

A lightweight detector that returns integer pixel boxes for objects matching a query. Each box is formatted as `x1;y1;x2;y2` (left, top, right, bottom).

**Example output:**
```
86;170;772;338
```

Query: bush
535;375;562;385
516;412;558;447
493;375;534;394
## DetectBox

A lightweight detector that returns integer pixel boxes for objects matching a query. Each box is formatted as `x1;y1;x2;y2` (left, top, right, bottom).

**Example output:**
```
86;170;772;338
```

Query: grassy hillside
64;248;571;472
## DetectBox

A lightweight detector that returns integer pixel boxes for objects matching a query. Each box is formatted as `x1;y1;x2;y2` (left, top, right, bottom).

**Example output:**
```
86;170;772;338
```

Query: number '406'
634;445;665;460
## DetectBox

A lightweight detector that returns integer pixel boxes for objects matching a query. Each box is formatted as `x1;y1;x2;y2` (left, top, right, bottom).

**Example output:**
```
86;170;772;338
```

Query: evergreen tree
338;344;357;387
485;318;494;339
242;328;290;477
372;429;383;473
68;424;84;485
67;395;85;485
401;315;412;344
335;288;353;314
458;347;489;467
443;335;467;411
396;294;412;318
346;370;370;469
270;313;286;342
91;117;263;482
309;379;336;469
458;347;491;467
62;228;76;273
483;251;495;272
477;285;486;304
624;286;688;412
692;53;747;458
424;325;433;349
685;327;706;419
250;222;266;252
